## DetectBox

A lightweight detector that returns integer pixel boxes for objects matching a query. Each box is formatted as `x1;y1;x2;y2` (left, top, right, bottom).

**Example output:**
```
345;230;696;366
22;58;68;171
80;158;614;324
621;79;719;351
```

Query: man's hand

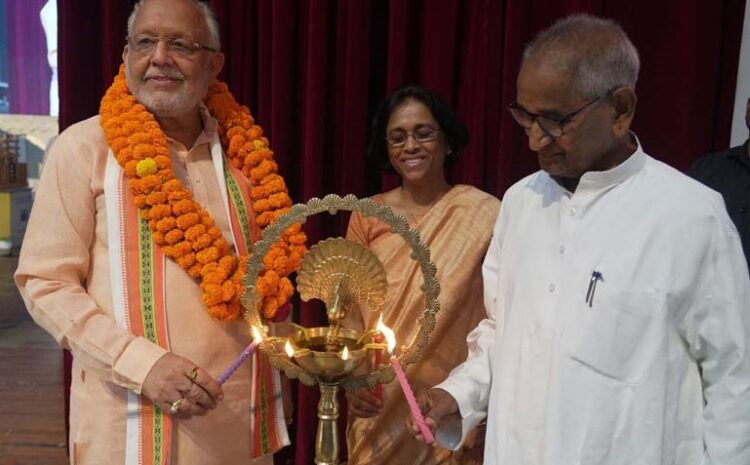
406;388;459;443
141;352;223;420
345;388;383;418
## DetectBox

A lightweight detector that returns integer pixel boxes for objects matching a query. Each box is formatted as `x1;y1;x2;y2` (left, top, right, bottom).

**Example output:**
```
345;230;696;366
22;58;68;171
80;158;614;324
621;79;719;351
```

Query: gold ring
169;399;183;415
185;367;198;383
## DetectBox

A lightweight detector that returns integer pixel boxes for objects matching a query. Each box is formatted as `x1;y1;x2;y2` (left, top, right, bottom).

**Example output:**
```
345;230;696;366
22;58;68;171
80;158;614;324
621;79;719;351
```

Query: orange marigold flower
177;252;196;269
192;233;213;250
202;284;223;306
153;231;166;245
149;204;171;220
173;199;197;215
134;194;148;209
196;246;220;264
162;179;183;193
188;262;203;278
261;297;279;319
165;229;184;245
185;224;207;241
146;191;167;206
176;212;200;230
156;217;177;233
221;281;236;302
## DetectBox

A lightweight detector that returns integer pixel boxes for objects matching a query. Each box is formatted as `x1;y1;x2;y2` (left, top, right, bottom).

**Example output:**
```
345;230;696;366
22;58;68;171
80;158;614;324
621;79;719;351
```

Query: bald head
523;14;640;99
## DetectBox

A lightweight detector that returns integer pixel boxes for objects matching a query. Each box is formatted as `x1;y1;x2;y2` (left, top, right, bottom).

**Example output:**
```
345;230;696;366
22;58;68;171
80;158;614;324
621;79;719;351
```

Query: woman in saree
344;85;501;465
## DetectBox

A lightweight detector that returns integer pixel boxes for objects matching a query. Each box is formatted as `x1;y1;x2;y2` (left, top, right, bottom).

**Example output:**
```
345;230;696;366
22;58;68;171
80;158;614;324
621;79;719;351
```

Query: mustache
143;69;185;80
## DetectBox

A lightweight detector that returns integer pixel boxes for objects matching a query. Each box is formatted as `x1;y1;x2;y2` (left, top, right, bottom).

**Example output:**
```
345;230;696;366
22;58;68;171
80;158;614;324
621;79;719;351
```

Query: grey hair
127;0;221;50
523;14;640;98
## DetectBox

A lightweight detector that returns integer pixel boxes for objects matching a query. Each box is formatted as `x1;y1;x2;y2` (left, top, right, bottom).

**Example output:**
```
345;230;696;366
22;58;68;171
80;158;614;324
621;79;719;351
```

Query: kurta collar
557;133;647;197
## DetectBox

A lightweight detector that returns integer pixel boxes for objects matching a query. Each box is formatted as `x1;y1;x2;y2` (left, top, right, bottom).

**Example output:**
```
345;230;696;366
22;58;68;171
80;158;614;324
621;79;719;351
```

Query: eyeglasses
386;126;440;149
507;93;610;138
126;34;218;57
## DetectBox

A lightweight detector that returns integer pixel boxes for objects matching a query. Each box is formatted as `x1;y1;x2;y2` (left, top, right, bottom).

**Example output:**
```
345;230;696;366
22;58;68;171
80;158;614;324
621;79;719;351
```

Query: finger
192;367;223;401
179;397;208;417
348;398;380;417
185;382;217;410
355;389;383;407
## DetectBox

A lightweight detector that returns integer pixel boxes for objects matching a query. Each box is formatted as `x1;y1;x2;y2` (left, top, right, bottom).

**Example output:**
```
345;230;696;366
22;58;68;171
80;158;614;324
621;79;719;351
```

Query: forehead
516;54;580;113
387;99;438;129
132;0;208;38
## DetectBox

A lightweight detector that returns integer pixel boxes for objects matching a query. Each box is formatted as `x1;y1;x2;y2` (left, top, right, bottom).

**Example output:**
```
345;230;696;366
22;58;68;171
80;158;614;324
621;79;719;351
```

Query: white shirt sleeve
678;208;750;464
434;202;507;450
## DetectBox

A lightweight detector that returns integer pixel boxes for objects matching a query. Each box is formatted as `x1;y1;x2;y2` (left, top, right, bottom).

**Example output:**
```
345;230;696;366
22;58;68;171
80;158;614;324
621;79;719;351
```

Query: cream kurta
438;144;750;465
345;185;500;465
15;112;274;465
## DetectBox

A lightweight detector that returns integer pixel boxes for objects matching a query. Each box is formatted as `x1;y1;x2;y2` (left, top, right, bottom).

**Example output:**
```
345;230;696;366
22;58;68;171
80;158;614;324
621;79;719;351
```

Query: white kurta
437;143;750;465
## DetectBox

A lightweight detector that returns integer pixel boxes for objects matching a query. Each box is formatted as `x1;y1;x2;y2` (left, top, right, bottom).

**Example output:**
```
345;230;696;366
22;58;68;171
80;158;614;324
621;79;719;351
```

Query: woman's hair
367;85;469;172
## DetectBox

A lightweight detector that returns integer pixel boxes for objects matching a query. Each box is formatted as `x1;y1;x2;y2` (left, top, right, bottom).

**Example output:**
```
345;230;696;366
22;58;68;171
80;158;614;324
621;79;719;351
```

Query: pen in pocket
585;270;603;308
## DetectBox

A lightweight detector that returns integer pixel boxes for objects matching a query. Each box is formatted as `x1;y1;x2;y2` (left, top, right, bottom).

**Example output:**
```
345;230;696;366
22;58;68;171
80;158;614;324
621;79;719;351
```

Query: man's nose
149;40;173;65
526;122;552;152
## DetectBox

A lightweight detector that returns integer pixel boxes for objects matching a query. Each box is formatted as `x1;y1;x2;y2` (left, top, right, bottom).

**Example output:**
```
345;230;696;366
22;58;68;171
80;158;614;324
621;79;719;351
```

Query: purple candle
218;326;262;385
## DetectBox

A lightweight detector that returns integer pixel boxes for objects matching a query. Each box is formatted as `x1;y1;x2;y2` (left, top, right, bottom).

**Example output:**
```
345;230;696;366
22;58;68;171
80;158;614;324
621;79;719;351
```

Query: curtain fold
57;1;746;464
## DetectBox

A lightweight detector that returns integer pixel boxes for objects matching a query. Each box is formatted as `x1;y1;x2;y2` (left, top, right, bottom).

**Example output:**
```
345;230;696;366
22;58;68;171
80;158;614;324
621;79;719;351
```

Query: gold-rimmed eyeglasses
126;34;218;57
386;126;441;149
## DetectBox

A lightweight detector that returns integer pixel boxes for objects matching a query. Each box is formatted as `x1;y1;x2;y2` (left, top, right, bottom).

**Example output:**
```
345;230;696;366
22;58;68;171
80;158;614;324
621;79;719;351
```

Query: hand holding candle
377;318;435;444
217;326;263;385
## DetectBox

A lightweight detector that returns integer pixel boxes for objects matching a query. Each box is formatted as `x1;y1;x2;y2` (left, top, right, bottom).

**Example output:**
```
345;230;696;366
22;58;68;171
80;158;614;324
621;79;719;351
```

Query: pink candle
390;355;434;444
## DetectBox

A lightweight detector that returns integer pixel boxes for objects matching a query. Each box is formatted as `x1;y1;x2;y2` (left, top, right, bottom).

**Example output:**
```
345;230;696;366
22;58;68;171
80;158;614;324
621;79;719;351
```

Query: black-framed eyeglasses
507;92;610;138
386;126;441;149
126;34;218;58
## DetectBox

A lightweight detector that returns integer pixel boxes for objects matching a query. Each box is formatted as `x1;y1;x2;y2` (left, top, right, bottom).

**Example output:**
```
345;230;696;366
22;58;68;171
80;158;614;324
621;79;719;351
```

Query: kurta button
569;207;577;216
558;245;565;254
741;207;747;214
548;283;556;292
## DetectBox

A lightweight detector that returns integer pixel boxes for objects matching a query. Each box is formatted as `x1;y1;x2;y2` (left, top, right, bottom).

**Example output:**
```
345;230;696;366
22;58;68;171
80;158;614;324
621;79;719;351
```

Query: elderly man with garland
15;0;306;464
408;14;750;465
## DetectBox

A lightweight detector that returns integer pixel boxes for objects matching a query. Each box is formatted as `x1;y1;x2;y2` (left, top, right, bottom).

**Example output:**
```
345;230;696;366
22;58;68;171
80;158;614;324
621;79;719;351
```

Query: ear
210;52;225;79
610;87;637;138
122;45;129;64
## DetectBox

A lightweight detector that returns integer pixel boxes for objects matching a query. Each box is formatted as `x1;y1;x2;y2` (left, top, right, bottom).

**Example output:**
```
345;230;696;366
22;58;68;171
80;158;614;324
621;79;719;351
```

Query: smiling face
385;99;448;187
515;50;639;188
122;0;224;118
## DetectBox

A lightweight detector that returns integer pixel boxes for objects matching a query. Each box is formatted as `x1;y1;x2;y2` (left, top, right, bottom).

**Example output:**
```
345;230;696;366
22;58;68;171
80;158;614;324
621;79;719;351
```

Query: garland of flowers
100;65;307;321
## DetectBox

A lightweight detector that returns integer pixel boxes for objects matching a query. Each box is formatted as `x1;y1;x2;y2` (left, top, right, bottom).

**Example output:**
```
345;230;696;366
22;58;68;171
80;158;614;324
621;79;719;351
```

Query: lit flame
341;345;350;360
376;315;396;354
251;326;263;343
284;340;295;358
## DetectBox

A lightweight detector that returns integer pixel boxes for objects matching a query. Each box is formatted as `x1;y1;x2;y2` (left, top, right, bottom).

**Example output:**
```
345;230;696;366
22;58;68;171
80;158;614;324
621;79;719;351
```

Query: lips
400;155;427;169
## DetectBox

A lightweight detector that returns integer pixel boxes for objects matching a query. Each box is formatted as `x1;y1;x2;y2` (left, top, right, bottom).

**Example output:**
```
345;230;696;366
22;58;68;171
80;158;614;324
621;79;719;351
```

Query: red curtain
58;1;745;464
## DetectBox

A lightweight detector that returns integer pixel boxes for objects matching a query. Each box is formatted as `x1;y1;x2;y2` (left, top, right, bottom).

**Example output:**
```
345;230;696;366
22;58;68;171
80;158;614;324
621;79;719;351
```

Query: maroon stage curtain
6;0;52;115
58;1;745;464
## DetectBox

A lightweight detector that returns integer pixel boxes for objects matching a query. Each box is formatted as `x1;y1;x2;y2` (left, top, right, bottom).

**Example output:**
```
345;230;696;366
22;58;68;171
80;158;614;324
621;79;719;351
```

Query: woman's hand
345;388;383;418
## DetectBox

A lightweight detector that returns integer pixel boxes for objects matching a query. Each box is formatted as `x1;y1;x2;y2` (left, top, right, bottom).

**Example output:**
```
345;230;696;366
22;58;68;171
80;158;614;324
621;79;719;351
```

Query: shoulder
451;185;501;211
50;116;108;161
687;142;747;181
640;154;734;232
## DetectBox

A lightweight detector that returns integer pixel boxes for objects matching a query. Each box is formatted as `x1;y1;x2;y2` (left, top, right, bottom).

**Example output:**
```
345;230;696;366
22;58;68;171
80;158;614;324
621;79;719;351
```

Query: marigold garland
100;65;307;321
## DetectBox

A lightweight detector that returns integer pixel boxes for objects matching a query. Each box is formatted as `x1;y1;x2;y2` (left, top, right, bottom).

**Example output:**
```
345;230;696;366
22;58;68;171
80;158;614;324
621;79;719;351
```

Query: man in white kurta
411;14;750;465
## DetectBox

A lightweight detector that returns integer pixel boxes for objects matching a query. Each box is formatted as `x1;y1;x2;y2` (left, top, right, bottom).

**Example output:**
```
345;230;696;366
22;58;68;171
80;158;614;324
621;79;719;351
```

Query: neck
399;178;451;206
156;107;203;148
558;135;638;193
